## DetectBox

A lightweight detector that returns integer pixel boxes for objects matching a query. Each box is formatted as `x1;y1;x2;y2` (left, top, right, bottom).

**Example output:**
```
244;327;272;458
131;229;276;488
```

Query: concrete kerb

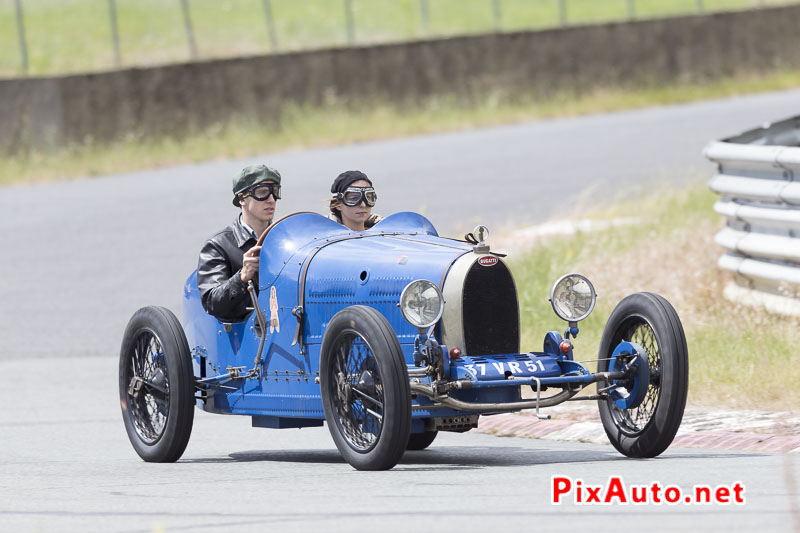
475;403;800;453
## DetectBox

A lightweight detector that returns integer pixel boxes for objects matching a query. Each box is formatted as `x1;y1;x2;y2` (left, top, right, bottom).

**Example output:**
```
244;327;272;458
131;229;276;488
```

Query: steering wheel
256;211;320;246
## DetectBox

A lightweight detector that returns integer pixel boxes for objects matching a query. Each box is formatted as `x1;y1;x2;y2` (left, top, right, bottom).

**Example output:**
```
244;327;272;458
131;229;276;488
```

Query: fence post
14;0;28;75
108;0;121;67
558;0;567;26
180;0;198;59
492;0;502;31
262;0;279;51
344;0;355;44
626;0;636;20
420;0;430;35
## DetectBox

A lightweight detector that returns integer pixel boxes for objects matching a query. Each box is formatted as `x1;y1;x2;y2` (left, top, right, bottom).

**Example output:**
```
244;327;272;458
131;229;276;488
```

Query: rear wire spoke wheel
320;306;411;470
128;331;169;443
119;306;195;462
406;430;438;451
597;293;688;458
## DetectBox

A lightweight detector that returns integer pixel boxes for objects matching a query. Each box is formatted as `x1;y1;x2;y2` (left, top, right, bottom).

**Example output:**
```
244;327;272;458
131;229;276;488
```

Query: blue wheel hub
608;341;650;410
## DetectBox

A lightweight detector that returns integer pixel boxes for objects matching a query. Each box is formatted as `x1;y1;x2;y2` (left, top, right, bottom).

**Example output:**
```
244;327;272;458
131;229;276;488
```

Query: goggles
241;182;281;201
337;186;377;207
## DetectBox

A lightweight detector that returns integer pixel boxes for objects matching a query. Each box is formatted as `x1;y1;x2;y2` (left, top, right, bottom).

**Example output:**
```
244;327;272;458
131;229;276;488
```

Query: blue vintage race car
119;212;688;470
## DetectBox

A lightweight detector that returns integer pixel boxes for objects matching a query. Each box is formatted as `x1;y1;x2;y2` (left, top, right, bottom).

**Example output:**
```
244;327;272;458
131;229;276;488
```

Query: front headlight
399;280;444;328
550;273;596;323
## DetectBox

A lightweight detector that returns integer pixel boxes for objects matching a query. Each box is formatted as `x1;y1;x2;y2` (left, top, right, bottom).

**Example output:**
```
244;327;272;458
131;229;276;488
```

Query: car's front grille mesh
462;260;519;356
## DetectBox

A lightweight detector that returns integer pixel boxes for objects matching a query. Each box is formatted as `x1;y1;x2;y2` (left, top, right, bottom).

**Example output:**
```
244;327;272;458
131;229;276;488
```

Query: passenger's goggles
242;182;281;201
337;186;377;207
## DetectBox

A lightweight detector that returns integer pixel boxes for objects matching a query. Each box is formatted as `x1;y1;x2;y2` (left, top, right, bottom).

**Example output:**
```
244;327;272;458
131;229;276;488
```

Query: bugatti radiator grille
462;260;519;355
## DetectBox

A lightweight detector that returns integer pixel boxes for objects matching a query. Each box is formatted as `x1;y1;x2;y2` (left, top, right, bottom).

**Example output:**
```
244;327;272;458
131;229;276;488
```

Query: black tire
320;306;411;470
119;306;195;462
406;430;438;451
597;293;688;458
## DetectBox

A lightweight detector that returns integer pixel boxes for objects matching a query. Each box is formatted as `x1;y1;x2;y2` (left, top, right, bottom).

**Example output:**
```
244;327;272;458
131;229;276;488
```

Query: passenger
329;170;382;231
197;164;281;321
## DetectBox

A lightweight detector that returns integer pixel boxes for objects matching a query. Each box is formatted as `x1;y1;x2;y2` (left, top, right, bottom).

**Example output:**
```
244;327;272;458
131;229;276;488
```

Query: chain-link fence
2;0;792;77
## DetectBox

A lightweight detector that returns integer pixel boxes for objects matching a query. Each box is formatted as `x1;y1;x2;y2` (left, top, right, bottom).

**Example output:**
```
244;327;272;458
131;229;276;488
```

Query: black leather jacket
197;216;258;322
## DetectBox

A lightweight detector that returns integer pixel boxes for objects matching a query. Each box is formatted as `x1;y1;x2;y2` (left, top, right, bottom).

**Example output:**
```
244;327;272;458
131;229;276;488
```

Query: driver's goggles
338;186;377;207
243;182;281;201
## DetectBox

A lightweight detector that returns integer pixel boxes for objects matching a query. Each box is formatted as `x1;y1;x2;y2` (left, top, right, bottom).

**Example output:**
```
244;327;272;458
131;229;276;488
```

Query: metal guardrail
705;116;800;316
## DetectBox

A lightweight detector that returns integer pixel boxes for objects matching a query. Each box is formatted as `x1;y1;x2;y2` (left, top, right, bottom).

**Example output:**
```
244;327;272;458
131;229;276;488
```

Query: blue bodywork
182;212;609;430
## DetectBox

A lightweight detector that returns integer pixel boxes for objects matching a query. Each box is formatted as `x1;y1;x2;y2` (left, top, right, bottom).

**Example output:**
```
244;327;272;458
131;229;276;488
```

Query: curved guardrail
705;115;800;316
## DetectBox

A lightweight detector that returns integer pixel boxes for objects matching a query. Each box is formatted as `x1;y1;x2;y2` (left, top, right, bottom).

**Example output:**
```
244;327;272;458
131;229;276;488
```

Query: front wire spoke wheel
597;293;688;458
320;306;411;471
329;332;384;452
609;321;661;434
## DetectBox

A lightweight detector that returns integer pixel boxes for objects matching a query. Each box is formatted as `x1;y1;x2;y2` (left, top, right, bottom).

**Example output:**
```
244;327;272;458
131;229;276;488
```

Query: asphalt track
2;356;799;532
2;89;800;531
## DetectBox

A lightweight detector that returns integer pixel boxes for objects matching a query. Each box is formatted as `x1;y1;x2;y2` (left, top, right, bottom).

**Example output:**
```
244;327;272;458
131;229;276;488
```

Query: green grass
4;66;800;187
1;0;797;76
2;6;797;410
510;180;800;409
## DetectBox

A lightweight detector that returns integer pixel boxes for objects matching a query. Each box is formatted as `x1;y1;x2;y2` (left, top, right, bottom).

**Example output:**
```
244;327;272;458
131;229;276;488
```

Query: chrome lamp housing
399;279;445;329
550;273;597;323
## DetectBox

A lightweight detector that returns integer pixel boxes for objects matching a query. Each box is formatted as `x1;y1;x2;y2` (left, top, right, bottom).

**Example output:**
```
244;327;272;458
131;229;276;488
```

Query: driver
197;164;281;322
